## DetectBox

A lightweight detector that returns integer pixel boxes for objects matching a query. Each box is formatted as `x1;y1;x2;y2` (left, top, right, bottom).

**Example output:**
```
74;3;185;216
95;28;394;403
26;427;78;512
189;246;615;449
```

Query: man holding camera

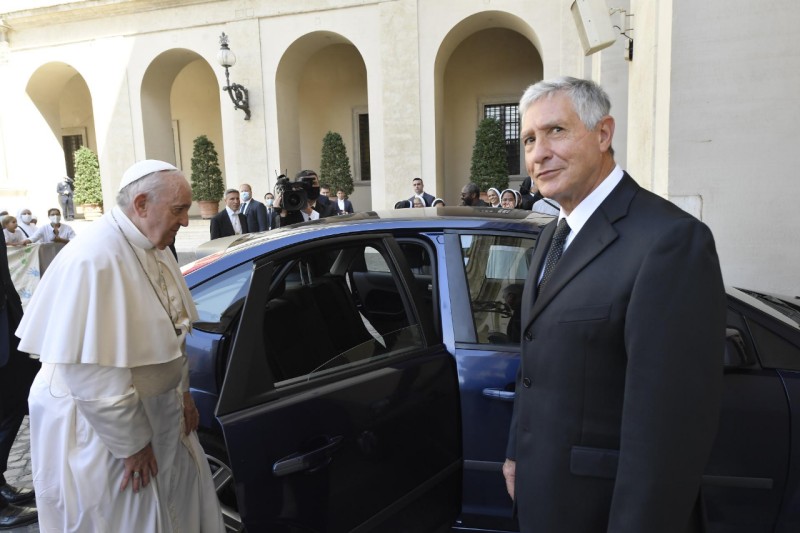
274;170;337;226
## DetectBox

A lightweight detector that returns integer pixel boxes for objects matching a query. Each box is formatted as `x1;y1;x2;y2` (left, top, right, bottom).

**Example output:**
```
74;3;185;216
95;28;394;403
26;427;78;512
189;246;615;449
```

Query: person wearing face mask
238;183;268;233
263;193;280;230
15;209;37;239
29;208;75;244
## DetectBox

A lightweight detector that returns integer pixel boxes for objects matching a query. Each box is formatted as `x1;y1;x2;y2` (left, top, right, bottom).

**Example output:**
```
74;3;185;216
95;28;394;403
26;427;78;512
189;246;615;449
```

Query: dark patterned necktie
538;218;570;292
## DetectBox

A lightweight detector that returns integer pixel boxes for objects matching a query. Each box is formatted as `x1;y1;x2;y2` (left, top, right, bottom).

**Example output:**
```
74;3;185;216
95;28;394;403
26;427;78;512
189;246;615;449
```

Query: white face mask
264;198;274;207
49;215;61;224
241;191;251;202
21;214;32;223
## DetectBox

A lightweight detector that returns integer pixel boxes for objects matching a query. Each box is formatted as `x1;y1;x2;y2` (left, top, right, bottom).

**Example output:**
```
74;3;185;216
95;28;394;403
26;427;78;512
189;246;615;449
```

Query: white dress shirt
226;207;242;234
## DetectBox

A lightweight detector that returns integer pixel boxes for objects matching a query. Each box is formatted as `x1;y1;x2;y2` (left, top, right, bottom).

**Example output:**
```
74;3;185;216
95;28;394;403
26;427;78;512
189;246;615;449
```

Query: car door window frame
444;230;536;350
216;233;435;416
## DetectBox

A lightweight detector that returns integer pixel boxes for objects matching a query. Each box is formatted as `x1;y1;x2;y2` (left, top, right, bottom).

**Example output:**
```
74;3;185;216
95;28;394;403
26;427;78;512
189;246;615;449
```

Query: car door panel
219;354;461;532
702;306;791;532
215;236;462;532
444;232;533;531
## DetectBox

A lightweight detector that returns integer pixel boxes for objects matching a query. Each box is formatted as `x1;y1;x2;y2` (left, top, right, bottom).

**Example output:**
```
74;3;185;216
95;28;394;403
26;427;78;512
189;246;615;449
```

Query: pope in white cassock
16;161;224;532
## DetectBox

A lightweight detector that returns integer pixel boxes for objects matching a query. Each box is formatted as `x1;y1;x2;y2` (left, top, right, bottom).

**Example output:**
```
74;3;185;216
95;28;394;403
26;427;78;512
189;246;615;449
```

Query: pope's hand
183;391;199;435
121;443;158;493
503;458;516;500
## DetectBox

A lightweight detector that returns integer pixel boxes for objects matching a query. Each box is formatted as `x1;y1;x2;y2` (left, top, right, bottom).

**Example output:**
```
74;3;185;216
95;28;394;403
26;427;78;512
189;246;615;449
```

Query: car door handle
482;387;516;402
272;435;344;477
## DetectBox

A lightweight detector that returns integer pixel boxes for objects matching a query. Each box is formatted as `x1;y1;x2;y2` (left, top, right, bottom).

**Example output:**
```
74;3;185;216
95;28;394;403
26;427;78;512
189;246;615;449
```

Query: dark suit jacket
0;232;22;368
314;197;338;218
210;210;248;240
507;173;726;533
335;199;354;214
409;192;435;207
265;207;280;230
242;199;268;233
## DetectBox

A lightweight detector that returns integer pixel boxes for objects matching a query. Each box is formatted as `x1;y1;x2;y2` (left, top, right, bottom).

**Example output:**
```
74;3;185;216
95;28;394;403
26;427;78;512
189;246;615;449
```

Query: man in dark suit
263;193;280;230
210;188;248;239
409;177;435;207
239;183;268;232
334;189;354;214
0;232;39;528
518;176;537;210
503;77;726;533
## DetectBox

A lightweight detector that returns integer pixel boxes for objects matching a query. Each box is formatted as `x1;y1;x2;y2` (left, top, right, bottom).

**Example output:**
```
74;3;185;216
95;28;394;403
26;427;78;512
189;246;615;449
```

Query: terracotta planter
197;200;220;219
82;204;103;221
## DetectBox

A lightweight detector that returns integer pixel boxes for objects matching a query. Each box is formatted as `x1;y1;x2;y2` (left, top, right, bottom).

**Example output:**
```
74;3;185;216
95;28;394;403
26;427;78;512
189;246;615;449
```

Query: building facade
0;0;798;295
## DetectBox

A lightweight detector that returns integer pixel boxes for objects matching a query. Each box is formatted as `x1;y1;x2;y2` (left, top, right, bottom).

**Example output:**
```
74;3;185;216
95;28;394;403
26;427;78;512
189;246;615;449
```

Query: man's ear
597;115;615;153
132;193;149;217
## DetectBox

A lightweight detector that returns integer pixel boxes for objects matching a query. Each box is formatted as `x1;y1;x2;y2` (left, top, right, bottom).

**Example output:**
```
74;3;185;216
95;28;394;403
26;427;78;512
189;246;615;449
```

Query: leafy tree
319;131;354;195
470;118;509;193
73;146;103;206
190;135;225;201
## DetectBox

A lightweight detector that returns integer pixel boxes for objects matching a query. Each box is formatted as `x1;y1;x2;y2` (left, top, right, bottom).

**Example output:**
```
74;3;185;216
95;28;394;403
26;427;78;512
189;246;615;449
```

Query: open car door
214;234;462;532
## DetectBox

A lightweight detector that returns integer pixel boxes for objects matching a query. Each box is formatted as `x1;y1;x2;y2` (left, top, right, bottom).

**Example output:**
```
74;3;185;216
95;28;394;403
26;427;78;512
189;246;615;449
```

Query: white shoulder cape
16;207;199;367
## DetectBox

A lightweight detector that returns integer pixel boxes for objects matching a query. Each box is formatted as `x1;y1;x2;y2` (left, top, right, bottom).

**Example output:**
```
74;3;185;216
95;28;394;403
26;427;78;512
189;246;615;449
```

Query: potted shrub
470;118;509;196
319;131;354;197
73;146;103;220
190;134;225;219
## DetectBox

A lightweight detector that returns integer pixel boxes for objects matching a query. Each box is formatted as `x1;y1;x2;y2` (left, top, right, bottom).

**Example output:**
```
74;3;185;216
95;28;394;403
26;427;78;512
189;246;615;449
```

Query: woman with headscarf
500;189;521;209
486;188;501;208
16;209;37;239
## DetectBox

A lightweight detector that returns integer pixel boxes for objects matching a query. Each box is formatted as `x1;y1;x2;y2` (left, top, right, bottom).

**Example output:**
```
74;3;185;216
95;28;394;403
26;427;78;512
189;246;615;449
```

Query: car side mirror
724;327;754;368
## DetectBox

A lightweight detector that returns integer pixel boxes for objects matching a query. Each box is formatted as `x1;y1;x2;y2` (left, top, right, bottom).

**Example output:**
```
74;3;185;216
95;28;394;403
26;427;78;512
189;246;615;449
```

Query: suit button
524;330;533;341
522;377;532;388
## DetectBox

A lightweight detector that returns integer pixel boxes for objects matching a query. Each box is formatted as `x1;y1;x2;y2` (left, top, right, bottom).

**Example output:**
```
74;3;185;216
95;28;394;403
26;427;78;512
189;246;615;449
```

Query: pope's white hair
116;170;183;209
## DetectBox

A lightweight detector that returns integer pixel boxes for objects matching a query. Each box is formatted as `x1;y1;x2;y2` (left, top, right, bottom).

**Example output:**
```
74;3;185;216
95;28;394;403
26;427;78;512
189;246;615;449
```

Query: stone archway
26;62;95;185
434;11;543;204
275;32;369;208
141;49;222;180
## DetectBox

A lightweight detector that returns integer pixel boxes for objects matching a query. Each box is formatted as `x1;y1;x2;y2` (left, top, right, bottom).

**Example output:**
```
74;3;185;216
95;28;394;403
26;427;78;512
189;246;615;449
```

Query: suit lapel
523;174;639;330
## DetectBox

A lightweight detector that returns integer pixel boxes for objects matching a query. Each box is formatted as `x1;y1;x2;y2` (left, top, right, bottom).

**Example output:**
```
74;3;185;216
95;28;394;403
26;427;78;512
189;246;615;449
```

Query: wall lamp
217;32;251;120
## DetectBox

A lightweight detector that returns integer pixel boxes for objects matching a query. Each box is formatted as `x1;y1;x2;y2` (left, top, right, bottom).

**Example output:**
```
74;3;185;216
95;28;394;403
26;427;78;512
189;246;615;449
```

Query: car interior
261;242;422;385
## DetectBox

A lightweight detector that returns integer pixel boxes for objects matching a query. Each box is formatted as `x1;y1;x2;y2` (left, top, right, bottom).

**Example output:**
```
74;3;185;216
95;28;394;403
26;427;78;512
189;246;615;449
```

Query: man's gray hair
117;170;180;208
224;188;239;197
519;76;612;131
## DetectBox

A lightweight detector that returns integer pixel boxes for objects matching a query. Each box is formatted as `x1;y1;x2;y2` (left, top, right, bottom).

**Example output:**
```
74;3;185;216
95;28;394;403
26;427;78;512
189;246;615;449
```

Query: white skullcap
119;160;178;191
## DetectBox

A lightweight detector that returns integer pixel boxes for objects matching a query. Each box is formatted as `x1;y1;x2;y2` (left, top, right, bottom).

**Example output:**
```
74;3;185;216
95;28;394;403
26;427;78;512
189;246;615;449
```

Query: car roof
183;207;554;279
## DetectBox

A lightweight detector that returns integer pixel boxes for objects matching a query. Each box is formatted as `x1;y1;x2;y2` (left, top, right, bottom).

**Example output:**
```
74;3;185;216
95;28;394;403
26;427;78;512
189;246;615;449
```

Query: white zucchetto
119;160;178;191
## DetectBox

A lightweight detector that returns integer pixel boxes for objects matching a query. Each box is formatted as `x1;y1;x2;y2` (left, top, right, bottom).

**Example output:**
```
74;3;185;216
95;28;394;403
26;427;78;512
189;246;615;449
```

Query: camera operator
274;170;337;226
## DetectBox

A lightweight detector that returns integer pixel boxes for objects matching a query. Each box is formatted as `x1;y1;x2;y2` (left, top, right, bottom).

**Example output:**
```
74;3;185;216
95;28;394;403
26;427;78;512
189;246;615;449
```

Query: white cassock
16;206;224;533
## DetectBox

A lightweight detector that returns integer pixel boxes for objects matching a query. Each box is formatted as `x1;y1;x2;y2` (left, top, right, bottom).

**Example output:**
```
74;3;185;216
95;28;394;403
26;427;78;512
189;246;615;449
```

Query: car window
262;242;421;386
191;262;252;330
459;234;535;344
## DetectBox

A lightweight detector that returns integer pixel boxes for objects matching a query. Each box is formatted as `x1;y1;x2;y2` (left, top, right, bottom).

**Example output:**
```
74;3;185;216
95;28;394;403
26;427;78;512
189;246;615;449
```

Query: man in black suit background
239;183;268;233
503;77;726;533
210;188;248;239
334;189;354;214
409;177;435;207
263;193;280;230
0;232;39;528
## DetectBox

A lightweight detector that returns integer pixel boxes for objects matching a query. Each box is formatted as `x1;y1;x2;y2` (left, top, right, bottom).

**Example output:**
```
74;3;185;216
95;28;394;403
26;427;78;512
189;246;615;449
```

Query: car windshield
738;288;800;327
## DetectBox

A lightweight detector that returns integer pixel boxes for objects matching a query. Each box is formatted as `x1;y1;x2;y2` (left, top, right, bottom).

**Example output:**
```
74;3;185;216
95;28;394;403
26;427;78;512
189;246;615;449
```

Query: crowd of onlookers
1;207;75;246
209;171;563;240
394;176;560;216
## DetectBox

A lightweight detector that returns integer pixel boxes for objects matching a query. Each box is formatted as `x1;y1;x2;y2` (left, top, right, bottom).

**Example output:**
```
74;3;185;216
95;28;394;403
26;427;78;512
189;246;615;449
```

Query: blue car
182;207;800;533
